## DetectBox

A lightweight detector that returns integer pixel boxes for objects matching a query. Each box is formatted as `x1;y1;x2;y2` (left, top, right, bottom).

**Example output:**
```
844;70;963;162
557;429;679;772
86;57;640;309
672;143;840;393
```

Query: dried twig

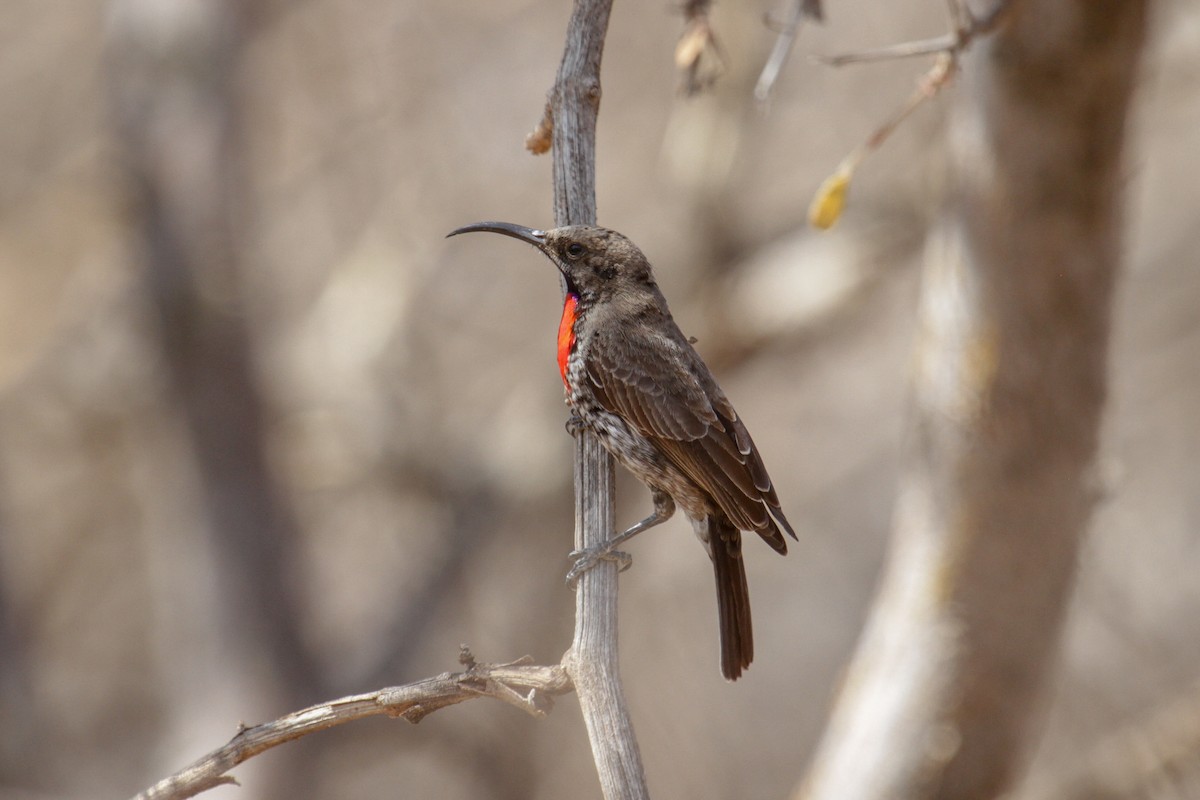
810;51;955;228
131;650;572;800
807;0;1012;229
754;0;824;103
813;0;1007;67
815;34;959;66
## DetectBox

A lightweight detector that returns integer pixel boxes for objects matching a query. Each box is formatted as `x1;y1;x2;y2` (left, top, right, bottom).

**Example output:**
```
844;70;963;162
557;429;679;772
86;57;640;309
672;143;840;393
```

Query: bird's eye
565;242;586;259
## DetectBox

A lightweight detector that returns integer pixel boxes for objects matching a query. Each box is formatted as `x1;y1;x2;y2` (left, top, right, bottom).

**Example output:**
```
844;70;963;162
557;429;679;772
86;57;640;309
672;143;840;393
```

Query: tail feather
709;515;753;680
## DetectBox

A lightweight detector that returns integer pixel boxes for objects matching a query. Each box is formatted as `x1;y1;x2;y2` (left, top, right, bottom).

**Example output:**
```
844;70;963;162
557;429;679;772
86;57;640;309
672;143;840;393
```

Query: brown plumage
448;222;795;680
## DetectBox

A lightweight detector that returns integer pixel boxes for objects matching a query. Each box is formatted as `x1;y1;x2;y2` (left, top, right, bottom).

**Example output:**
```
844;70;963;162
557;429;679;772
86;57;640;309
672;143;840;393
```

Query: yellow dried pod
809;166;852;230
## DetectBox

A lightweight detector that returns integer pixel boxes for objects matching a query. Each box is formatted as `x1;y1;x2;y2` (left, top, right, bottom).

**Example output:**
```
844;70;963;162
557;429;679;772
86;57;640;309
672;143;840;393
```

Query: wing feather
585;326;795;550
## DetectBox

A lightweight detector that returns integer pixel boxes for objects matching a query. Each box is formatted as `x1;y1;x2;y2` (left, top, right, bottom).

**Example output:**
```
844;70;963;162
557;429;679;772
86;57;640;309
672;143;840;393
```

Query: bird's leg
567;490;675;587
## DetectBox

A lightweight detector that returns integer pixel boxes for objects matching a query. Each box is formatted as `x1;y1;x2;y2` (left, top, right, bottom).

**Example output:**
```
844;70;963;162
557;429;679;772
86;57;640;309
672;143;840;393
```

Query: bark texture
549;2;651;799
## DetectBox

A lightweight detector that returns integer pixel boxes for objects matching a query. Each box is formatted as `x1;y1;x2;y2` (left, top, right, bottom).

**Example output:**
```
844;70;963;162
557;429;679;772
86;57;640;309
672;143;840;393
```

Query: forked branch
131;650;572;800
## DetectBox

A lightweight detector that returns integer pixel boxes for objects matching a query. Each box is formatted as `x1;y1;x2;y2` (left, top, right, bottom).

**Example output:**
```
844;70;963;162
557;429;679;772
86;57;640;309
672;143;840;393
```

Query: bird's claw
565;413;585;437
566;545;633;587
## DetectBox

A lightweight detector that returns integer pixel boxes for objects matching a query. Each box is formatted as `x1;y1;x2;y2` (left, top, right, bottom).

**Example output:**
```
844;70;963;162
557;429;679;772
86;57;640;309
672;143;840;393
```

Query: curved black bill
446;221;547;248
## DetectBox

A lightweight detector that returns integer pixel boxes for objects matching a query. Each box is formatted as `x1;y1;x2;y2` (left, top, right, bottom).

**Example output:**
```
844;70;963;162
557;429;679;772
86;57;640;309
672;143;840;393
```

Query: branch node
458;644;477;669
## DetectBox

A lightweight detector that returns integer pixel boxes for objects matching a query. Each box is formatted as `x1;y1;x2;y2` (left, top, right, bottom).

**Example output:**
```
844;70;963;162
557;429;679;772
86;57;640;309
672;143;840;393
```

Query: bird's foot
566;543;633;587
565;412;585;437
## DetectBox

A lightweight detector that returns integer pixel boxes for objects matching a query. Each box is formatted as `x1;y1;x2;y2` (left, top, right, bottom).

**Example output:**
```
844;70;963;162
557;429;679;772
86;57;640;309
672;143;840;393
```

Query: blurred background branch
108;0;325;703
800;2;1149;797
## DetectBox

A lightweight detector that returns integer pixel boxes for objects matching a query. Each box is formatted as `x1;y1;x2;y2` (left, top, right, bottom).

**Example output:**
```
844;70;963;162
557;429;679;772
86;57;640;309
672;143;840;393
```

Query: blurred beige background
0;1;1197;798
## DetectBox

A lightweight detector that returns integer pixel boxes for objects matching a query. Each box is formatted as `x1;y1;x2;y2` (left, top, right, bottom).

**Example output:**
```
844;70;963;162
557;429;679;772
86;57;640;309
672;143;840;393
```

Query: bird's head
447;222;659;305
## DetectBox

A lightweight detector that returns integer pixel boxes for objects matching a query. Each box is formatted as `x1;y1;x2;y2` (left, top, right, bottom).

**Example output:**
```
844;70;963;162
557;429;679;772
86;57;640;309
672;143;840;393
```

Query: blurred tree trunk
0;506;36;779
110;0;319;697
799;2;1148;798
108;1;322;796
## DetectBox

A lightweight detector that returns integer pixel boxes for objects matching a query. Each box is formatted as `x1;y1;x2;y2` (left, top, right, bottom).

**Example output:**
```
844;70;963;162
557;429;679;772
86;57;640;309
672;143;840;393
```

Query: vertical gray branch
800;2;1148;799
549;1;650;798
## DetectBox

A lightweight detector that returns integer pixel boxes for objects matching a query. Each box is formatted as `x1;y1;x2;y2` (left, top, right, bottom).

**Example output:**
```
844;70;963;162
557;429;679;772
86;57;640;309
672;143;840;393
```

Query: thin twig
863;52;955;152
809;52;955;228
815;0;1010;68
806;0;1013;228
813;34;957;66
131;650;572;800
755;0;824;103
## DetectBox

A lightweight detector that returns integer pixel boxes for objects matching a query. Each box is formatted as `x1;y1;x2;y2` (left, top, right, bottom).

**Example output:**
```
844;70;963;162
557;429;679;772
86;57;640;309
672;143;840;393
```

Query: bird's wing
586;329;717;441
585;328;795;550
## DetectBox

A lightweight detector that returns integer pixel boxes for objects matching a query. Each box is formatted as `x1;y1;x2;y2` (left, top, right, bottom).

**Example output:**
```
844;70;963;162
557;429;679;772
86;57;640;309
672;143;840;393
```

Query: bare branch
131;651;572;800
813;34;957;66
806;0;1012;228
545;2;650;798
864;52;954;151
809;53;954;229
815;0;1009;67
754;0;824;103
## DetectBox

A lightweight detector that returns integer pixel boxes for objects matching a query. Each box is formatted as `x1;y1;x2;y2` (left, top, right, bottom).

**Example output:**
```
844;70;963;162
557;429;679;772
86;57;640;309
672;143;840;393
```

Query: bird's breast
557;293;579;391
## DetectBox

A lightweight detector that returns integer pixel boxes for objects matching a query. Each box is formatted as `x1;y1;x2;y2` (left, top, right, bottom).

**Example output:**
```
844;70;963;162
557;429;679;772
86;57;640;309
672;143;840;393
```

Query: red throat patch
557;293;579;389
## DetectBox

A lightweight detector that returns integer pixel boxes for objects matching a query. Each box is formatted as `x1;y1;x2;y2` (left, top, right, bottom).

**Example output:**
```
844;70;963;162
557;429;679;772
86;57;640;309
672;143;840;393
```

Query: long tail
708;514;753;681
